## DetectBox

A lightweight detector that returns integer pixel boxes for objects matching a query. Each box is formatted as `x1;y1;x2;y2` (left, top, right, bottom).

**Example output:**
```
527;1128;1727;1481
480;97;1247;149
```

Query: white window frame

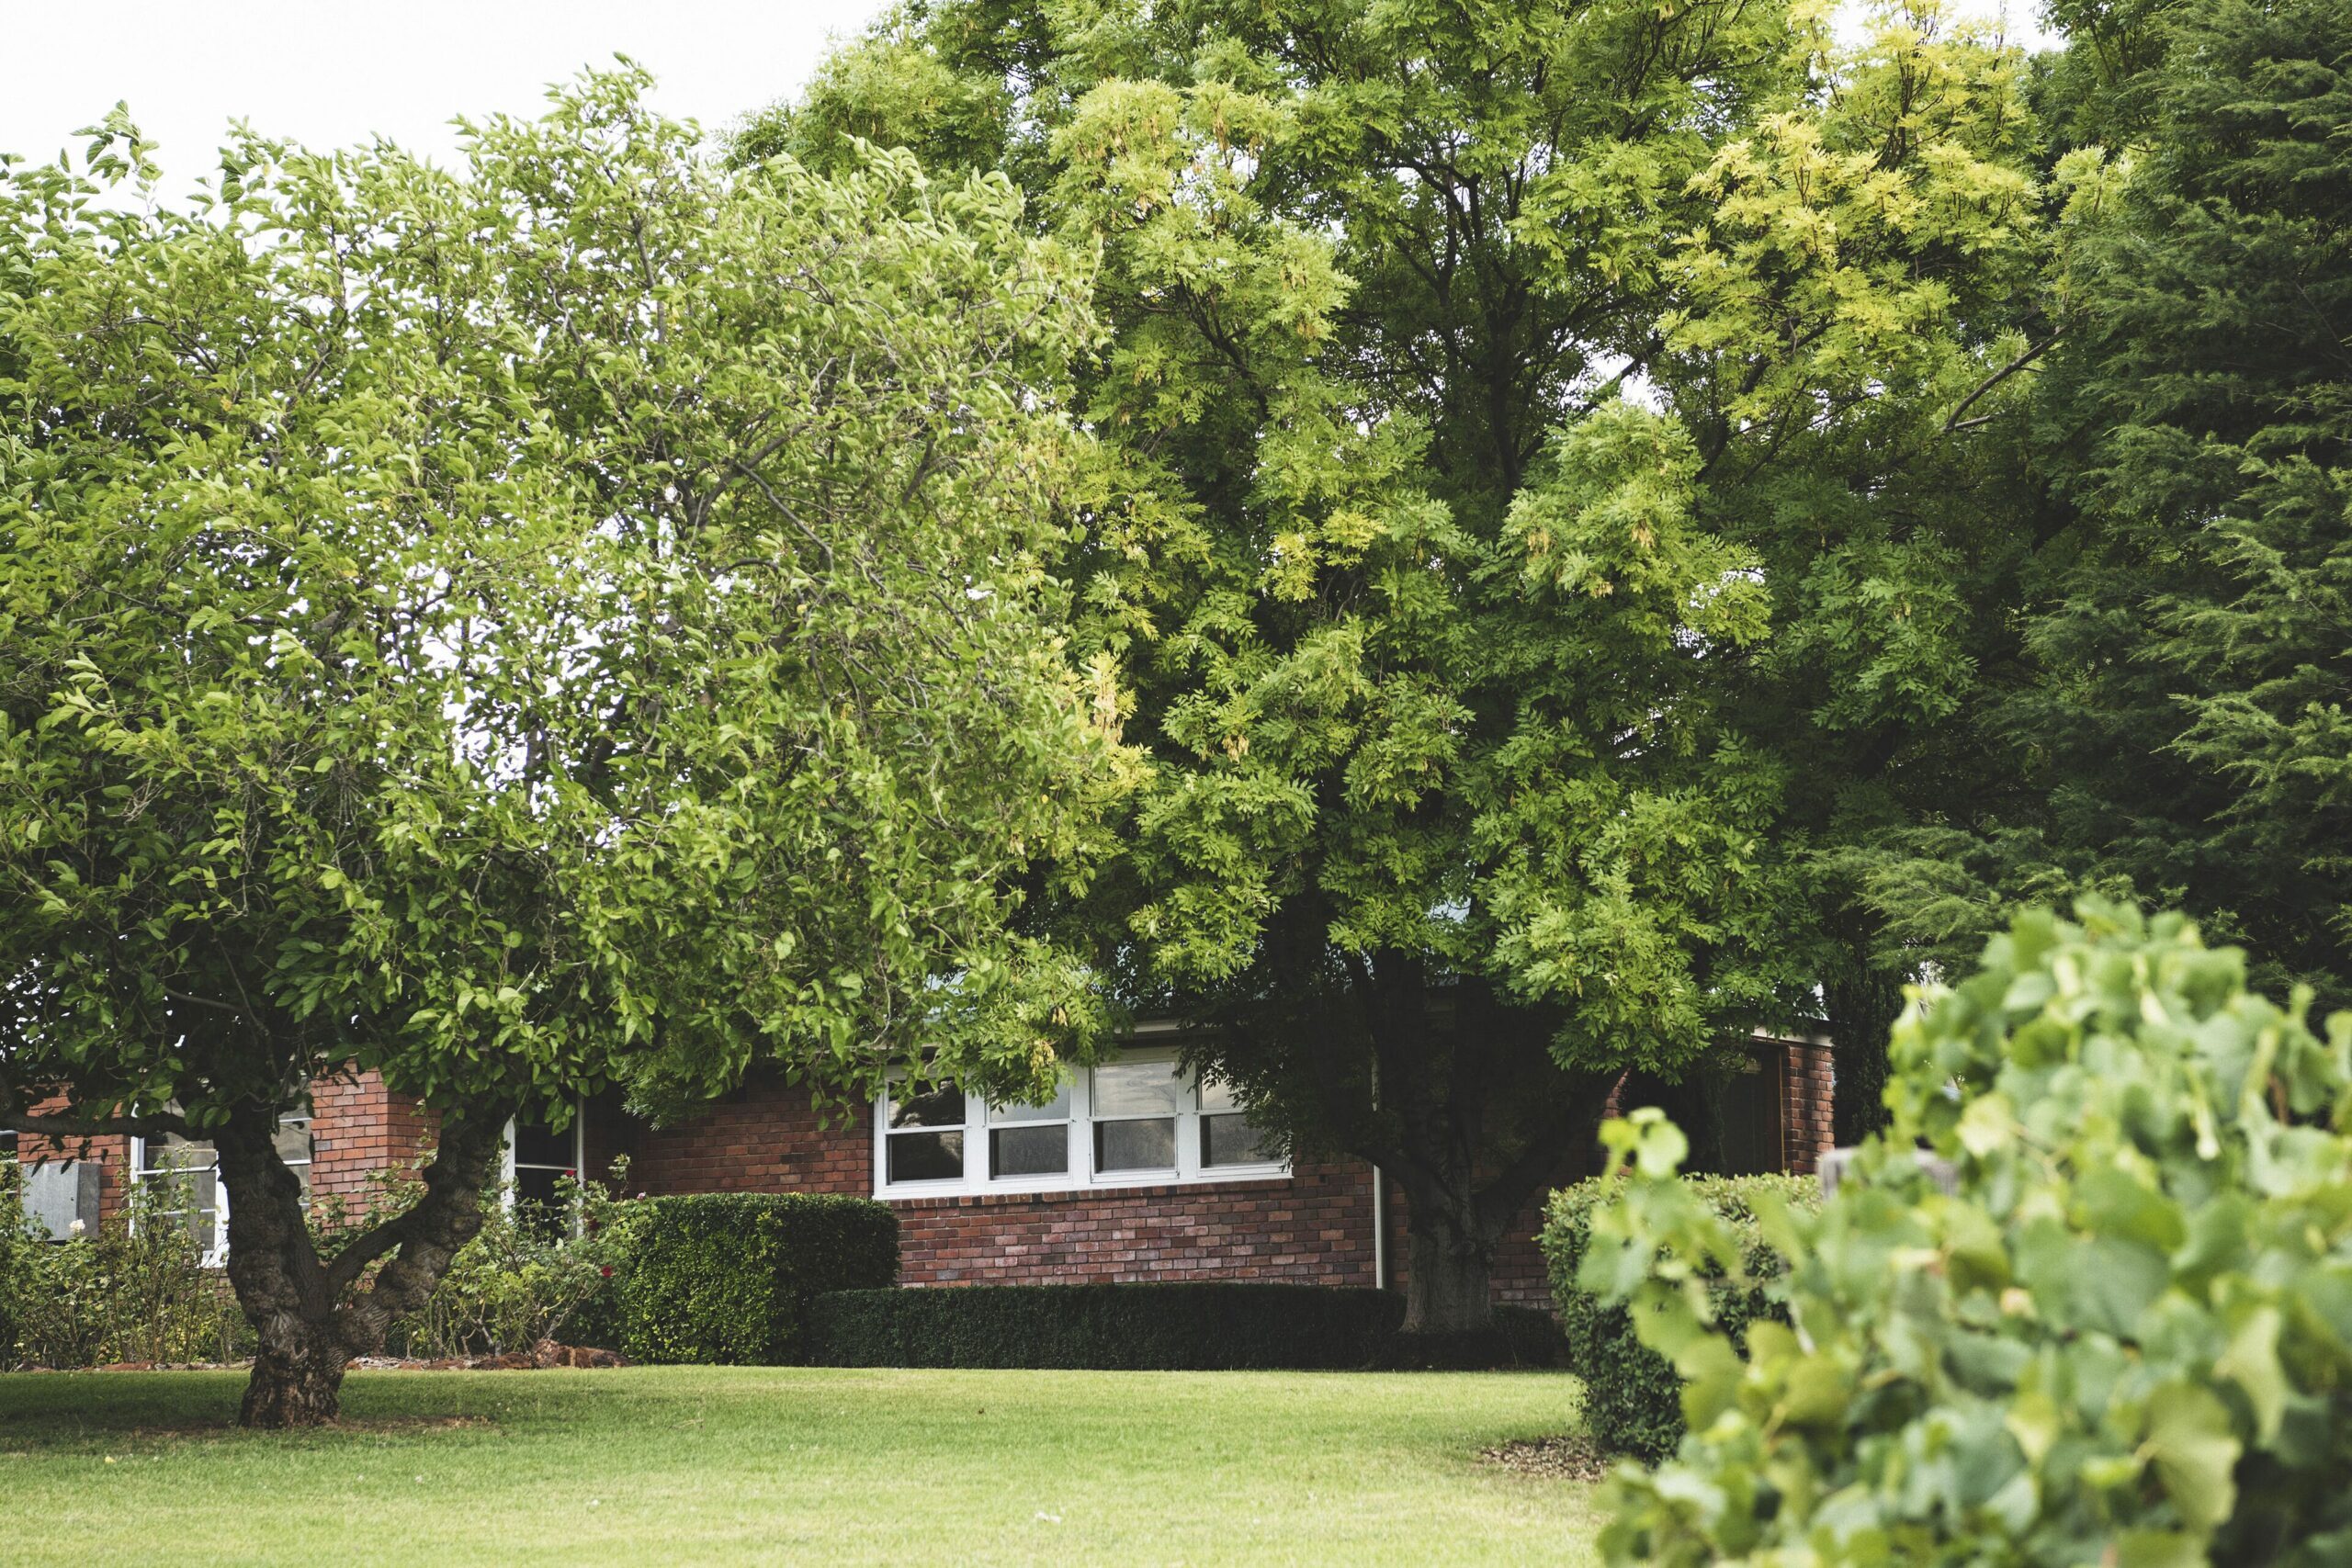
130;1114;313;1269
503;1097;587;1235
873;1047;1287;1200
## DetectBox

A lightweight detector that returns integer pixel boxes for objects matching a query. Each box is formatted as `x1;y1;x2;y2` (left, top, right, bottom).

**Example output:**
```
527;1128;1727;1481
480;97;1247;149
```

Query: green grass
0;1366;1601;1566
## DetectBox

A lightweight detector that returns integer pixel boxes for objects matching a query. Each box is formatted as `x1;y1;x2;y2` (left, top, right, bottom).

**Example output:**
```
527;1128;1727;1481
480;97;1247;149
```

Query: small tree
1584;901;2352;1564
0;73;1121;1425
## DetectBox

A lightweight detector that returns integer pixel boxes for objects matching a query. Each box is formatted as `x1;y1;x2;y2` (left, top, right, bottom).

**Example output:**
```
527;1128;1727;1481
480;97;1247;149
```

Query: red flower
562;1168;576;1179
599;1265;614;1278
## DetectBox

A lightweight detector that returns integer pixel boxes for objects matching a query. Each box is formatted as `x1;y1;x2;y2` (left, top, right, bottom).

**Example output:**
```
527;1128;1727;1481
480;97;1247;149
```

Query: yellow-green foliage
1584;902;2352;1565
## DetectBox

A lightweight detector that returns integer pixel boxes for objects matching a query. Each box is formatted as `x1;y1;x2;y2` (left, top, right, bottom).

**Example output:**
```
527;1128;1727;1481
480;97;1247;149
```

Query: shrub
616;1192;897;1364
1585;902;2352;1566
1542;1173;1816;1459
0;1168;247;1369
390;1168;641;1359
807;1282;1563;1371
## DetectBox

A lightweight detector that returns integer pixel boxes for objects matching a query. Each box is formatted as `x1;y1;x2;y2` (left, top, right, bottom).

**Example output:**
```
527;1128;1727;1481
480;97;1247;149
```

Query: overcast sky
3;1;896;178
6;0;2057;186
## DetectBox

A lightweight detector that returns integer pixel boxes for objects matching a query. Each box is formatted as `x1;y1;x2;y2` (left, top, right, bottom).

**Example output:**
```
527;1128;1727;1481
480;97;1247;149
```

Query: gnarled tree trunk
215;1100;510;1427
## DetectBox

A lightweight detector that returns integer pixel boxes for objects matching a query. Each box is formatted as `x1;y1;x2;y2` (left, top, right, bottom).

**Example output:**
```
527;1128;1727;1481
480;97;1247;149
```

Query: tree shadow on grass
0;1372;496;1450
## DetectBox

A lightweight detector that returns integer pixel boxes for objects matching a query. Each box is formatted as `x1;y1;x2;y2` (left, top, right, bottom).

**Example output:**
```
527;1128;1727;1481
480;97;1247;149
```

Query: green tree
1846;0;2352;1013
1660;0;2062;1138
758;0;2049;1325
0;73;1121;1424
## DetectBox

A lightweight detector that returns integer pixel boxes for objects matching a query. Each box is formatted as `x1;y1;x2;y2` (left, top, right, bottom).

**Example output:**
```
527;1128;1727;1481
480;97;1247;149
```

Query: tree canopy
0;72;1125;1421
1841;0;2352;1013
756;0;2053;1325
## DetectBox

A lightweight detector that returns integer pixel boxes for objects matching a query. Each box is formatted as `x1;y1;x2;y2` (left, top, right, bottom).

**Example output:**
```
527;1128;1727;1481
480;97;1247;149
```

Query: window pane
145;1135;216;1174
888;1081;966;1130
990;1123;1069;1179
989;1082;1071;1123
514;1163;564;1211
1198;1074;1245;1114
273;1121;314;1168
513;1118;572;1169
887;1129;964;1183
1094;1117;1176;1173
1203;1112;1275;1168
1092;1060;1185;1118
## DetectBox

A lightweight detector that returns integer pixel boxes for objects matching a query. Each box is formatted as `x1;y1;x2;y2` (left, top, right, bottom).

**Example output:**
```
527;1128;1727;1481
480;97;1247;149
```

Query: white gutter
1371;1163;1388;1291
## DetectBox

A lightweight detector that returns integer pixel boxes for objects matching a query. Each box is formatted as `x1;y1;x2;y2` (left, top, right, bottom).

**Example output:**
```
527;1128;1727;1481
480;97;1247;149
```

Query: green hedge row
806;1282;1564;1371
606;1192;899;1364
1541;1173;1816;1460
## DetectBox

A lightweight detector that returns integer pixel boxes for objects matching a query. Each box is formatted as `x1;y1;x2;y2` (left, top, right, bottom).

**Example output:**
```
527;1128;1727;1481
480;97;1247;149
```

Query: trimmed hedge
614;1193;898;1365
1541;1173;1816;1460
806;1282;1565;1371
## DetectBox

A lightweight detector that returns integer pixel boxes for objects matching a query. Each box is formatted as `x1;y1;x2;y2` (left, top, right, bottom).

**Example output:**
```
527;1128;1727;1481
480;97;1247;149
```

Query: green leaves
0;73;1125;1157
1591;902;2352;1564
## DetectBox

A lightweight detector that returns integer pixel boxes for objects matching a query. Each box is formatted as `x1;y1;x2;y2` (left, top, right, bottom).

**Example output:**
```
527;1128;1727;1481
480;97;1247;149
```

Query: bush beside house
1587;903;2352;1565
615;1192;899;1365
1542;1173;1817;1459
389;1174;641;1359
0;1167;248;1369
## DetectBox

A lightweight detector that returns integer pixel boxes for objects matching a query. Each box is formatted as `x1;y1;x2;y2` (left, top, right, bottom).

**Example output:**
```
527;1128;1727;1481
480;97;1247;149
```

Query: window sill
876;1165;1293;1205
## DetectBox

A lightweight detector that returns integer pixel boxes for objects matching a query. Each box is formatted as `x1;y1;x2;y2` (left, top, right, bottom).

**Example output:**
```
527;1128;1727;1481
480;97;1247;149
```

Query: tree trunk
1401;1210;1496;1334
215;1099;509;1428
216;1105;345;1427
241;1315;351;1427
1826;965;1904;1147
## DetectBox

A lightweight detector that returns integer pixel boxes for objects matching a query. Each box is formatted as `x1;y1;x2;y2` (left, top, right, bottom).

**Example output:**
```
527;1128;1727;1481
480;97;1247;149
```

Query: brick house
9;1032;1834;1310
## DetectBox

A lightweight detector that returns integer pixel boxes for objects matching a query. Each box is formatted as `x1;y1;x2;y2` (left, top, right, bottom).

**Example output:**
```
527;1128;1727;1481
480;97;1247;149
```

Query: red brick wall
12;1103;131;1225
10;1068;435;1229
890;1166;1376;1288
1780;1039;1836;1175
623;1077;867;1197
619;1077;1386;1290
309;1071;436;1211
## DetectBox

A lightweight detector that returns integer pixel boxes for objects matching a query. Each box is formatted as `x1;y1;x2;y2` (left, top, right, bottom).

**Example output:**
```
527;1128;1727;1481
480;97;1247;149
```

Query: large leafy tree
760;0;2049;1326
1660;1;2062;1138
0;74;1120;1424
1844;0;2352;1012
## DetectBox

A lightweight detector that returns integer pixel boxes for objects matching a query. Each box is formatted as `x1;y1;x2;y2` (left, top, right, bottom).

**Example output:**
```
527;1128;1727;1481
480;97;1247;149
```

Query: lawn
0;1366;1602;1566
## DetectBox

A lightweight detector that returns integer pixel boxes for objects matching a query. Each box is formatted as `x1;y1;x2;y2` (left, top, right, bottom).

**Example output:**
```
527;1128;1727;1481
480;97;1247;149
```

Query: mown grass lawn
0;1366;1601;1566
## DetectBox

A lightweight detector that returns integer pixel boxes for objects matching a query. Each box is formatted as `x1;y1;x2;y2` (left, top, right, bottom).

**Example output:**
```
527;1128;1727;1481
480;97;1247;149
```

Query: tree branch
1943;333;2061;434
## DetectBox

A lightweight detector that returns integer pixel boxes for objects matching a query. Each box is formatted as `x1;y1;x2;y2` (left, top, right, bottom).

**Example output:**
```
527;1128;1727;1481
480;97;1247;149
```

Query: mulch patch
1478;1435;1614;1482
354;1342;630;1372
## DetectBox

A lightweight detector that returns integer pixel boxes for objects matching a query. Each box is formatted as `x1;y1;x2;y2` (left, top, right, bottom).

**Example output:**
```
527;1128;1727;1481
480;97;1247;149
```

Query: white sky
5;0;2059;186
2;1;896;177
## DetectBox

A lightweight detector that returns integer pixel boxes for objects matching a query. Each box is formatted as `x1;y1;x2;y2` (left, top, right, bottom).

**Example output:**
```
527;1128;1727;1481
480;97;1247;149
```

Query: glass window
884;1079;967;1184
275;1114;314;1205
1199;1074;1275;1168
873;1049;1290;1196
134;1113;311;1265
988;1083;1070;1179
1094;1116;1176;1172
1091;1060;1185;1117
1091;1060;1183;1174
136;1134;222;1252
509;1109;577;1235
